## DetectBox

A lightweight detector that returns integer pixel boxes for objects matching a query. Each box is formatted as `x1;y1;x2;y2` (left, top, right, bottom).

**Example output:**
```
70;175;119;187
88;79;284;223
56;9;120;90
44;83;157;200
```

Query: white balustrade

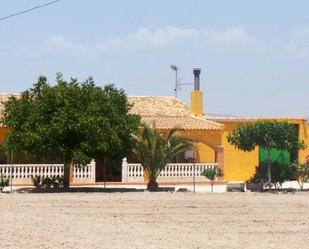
121;158;219;183
0;160;96;185
73;160;96;183
121;158;145;182
1;160;218;185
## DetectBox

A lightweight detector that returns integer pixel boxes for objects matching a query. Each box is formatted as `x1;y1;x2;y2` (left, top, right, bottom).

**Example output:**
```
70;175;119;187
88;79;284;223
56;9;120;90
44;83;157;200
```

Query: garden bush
248;162;296;190
0;174;9;192
31;175;63;190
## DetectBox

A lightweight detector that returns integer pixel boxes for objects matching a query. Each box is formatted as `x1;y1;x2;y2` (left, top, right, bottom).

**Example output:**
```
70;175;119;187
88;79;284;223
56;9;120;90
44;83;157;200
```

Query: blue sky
0;0;308;117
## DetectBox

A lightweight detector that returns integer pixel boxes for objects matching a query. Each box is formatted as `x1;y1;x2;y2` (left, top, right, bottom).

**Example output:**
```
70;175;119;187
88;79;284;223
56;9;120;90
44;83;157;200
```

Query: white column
122;158;128;183
90;159;96;183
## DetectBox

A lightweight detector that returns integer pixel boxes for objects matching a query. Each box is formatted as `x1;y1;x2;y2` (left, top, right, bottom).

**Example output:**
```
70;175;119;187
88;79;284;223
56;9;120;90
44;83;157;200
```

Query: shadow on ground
5;186;176;194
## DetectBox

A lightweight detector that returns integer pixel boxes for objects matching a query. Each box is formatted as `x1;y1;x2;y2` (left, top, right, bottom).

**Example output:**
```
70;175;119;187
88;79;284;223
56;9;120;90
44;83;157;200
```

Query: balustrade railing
121;158;219;183
73;160;96;183
0;160;96;185
1;159;219;185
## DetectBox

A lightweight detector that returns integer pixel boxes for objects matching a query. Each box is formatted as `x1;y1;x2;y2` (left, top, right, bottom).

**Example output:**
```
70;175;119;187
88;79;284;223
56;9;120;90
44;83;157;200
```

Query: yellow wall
299;121;309;163
190;91;203;116
181;129;222;163
182;130;222;150
0;127;28;164
221;119;309;182
182;126;259;181
196;142;215;162
221;122;259;181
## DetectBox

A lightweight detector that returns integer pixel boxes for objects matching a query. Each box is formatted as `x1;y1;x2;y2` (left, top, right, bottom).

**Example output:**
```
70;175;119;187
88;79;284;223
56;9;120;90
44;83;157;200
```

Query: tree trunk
147;180;159;191
211;182;214;192
267;147;272;191
298;180;304;191
63;159;71;189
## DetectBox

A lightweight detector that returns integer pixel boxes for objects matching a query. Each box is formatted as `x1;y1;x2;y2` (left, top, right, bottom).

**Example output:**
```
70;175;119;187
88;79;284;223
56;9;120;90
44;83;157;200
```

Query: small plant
201;167;223;192
42;177;53;190
293;162;309;190
51;176;64;189
31;176;42;189
31;175;64;190
0;174;9;192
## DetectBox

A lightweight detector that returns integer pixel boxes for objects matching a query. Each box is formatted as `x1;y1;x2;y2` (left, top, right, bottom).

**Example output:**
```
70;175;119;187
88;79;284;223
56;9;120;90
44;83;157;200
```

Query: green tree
201;167;223;192
132;123;194;191
1;74;140;188
227;121;306;191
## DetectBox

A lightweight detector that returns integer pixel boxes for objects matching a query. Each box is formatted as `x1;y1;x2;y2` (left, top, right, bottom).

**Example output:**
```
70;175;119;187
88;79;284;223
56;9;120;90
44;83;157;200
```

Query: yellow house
128;68;309;182
127;97;309;182
0;72;308;183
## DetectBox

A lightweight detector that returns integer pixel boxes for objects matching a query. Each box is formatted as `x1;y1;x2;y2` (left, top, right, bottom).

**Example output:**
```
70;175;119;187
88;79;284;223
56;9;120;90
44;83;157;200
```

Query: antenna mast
170;65;178;98
170;65;193;98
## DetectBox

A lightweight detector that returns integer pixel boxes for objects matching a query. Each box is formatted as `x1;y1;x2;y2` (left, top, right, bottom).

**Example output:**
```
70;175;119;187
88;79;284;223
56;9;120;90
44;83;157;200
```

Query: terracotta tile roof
0;93;305;128
129;96;190;117
128;96;223;130
0;94;222;130
140;116;223;130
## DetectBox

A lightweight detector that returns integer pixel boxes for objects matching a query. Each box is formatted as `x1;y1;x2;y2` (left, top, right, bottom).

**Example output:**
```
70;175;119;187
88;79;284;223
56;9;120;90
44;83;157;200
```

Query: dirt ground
0;191;309;249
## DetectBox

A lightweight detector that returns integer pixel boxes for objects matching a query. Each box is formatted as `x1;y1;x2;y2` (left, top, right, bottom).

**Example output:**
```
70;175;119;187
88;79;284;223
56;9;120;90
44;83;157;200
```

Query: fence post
122;158;128;183
90;159;96;183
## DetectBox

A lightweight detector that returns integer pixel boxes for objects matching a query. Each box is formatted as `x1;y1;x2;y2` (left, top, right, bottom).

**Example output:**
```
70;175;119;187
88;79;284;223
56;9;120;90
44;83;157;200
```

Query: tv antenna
170;65;193;98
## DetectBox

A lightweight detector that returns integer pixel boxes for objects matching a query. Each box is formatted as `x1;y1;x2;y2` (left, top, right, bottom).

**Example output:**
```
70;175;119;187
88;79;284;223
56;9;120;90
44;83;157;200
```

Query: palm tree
132;123;194;191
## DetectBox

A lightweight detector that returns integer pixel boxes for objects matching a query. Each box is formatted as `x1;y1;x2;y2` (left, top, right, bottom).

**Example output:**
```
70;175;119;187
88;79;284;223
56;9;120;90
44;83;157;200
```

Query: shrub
31;175;63;190
31;175;42;189
248;162;296;190
293;162;309;190
0;174;9;191
51;176;64;189
42;177;53;190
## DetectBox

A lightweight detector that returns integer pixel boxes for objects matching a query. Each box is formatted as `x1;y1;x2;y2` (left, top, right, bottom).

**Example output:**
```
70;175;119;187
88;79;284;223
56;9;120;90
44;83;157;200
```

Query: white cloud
20;26;257;56
127;27;200;46
44;35;72;50
19;26;309;60
115;26;255;52
205;27;254;44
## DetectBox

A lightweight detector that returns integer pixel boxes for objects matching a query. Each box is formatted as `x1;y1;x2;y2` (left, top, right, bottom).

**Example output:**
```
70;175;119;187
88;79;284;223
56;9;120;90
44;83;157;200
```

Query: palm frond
132;122;195;187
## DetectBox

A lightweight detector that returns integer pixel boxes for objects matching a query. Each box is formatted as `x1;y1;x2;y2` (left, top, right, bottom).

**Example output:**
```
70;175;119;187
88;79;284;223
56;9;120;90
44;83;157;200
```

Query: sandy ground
1;191;309;249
